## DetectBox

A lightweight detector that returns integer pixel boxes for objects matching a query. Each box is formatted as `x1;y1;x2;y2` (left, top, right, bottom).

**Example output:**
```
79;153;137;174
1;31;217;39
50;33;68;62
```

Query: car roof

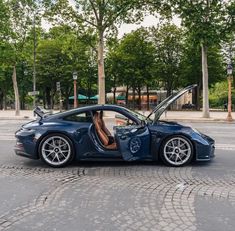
43;104;127;120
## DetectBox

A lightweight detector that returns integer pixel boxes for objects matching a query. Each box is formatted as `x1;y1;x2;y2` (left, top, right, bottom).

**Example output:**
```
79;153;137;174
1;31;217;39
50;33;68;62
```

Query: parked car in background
182;103;196;110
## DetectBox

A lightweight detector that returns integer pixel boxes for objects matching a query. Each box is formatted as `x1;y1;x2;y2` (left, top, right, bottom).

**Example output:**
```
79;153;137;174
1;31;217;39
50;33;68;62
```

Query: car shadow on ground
20;158;213;170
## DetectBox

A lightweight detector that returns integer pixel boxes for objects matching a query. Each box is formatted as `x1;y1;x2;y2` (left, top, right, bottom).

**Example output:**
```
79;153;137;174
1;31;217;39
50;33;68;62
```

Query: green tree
173;0;234;117
180;37;224;109
222;31;235;89
106;28;156;110
0;0;10;38
105;38;124;104
1;0;43;115
44;0;166;104
36;26;94;109
44;0;143;104
150;23;184;97
0;1;12;109
209;81;235;108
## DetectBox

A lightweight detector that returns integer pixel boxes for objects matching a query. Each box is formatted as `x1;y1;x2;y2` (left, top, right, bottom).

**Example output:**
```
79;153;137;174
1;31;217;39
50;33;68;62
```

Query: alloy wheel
162;136;193;166
41;135;72;167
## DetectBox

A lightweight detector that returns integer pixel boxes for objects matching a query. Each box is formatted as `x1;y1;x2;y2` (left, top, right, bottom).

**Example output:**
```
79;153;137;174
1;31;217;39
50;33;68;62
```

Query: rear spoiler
33;106;45;119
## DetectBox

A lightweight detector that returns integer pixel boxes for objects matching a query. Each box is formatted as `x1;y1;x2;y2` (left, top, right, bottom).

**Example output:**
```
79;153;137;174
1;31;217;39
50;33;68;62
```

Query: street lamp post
226;64;233;122
73;71;78;108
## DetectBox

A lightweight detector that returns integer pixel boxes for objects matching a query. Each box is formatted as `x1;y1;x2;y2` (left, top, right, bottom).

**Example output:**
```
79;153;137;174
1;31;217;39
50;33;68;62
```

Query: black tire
160;135;193;167
39;133;74;167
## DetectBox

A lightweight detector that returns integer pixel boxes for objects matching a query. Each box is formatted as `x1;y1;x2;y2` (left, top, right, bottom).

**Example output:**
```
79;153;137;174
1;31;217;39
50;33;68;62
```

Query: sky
42;14;181;38
118;15;181;38
42;0;181;38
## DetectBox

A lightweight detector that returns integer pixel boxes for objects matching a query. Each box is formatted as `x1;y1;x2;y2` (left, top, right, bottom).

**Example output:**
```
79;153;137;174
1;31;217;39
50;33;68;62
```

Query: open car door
115;123;150;161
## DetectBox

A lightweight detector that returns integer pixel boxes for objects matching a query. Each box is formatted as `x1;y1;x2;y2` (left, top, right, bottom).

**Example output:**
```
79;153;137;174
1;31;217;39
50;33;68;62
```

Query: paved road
0;120;235;231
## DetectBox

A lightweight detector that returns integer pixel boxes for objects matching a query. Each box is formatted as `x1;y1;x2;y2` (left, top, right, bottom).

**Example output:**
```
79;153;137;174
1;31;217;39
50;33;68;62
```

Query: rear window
63;112;92;123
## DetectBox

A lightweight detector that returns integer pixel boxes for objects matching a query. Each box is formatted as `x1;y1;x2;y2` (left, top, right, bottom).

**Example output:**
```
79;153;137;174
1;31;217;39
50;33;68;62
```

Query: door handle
120;135;127;140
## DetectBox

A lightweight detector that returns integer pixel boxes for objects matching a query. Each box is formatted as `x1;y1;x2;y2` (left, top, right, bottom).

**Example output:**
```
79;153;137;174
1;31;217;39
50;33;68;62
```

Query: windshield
124;108;152;123
147;84;197;122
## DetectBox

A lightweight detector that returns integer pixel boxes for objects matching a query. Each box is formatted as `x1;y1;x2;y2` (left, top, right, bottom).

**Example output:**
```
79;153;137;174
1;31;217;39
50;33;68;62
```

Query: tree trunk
132;87;136;110
86;70;92;105
98;30;105;104
146;85;150;111
21;93;26;110
86;79;90;105
43;91;46;108
46;87;51;109
0;89;3;110
64;86;70;110
196;80;202;111
201;43;210;118
12;65;20;116
138;86;141;110
166;86;171;97
3;90;6;110
50;90;55;110
125;86;129;106
192;85;197;109
113;87;116;104
113;75;116;104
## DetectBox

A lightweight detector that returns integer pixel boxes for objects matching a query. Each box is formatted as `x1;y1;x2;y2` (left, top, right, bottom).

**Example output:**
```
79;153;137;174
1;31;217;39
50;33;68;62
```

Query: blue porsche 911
15;85;215;167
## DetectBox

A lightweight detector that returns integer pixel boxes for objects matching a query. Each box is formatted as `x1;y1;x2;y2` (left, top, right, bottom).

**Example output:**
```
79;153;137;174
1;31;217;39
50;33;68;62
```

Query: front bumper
195;133;215;161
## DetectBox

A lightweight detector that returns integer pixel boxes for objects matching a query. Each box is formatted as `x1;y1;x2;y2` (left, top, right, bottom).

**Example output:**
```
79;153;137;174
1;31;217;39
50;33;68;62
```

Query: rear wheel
39;134;74;167
160;135;193;167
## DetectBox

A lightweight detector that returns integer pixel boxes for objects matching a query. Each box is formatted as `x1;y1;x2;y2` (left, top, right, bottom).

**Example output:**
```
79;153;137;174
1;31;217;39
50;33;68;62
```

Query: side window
98;110;136;127
63;112;92;123
93;110;136;136
114;112;136;126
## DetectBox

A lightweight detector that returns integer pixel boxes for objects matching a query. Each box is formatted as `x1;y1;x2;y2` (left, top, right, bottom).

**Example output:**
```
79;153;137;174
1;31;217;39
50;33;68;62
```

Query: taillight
16;141;24;148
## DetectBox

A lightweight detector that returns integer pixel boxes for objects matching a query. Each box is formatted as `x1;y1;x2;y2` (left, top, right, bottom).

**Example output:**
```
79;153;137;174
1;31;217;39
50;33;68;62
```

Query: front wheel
160;136;193;167
39;134;74;167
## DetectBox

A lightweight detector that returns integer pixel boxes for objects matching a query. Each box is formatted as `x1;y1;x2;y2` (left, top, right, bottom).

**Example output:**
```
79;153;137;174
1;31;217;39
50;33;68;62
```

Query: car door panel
115;125;150;161
70;122;96;158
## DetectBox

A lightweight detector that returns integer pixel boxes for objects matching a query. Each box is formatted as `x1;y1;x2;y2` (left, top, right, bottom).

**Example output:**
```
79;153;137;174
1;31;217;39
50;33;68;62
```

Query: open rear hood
147;84;197;122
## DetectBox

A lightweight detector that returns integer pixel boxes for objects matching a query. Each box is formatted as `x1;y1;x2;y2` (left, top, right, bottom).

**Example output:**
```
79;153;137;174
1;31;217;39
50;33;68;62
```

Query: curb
0;117;33;121
163;118;235;124
0;117;234;123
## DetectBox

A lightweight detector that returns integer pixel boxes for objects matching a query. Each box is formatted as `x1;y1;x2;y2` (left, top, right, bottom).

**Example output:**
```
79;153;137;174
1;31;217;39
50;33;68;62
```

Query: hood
33;106;45;119
147;84;197;122
33;106;54;121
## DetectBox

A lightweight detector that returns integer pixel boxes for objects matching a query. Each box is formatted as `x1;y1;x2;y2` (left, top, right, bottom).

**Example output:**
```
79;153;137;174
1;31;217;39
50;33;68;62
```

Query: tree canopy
0;0;234;111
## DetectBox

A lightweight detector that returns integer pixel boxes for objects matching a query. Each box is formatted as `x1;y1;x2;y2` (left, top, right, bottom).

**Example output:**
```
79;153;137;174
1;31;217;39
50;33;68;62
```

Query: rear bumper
15;148;38;159
14;138;38;160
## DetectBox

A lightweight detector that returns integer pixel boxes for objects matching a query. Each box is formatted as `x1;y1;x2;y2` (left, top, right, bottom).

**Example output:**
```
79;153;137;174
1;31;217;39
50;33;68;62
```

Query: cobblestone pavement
0;164;235;231
0;121;235;231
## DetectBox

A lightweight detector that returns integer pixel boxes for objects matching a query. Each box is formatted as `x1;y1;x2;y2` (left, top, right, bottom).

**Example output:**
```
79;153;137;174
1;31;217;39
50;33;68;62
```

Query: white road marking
0;134;16;141
215;144;235;151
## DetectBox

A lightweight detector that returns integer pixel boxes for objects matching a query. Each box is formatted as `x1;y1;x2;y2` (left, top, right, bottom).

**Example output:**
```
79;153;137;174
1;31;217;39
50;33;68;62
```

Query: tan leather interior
100;111;112;136
93;112;117;150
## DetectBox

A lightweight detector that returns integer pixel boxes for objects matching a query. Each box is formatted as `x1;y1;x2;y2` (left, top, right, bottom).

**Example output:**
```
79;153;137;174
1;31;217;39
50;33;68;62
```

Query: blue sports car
15;85;215;167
